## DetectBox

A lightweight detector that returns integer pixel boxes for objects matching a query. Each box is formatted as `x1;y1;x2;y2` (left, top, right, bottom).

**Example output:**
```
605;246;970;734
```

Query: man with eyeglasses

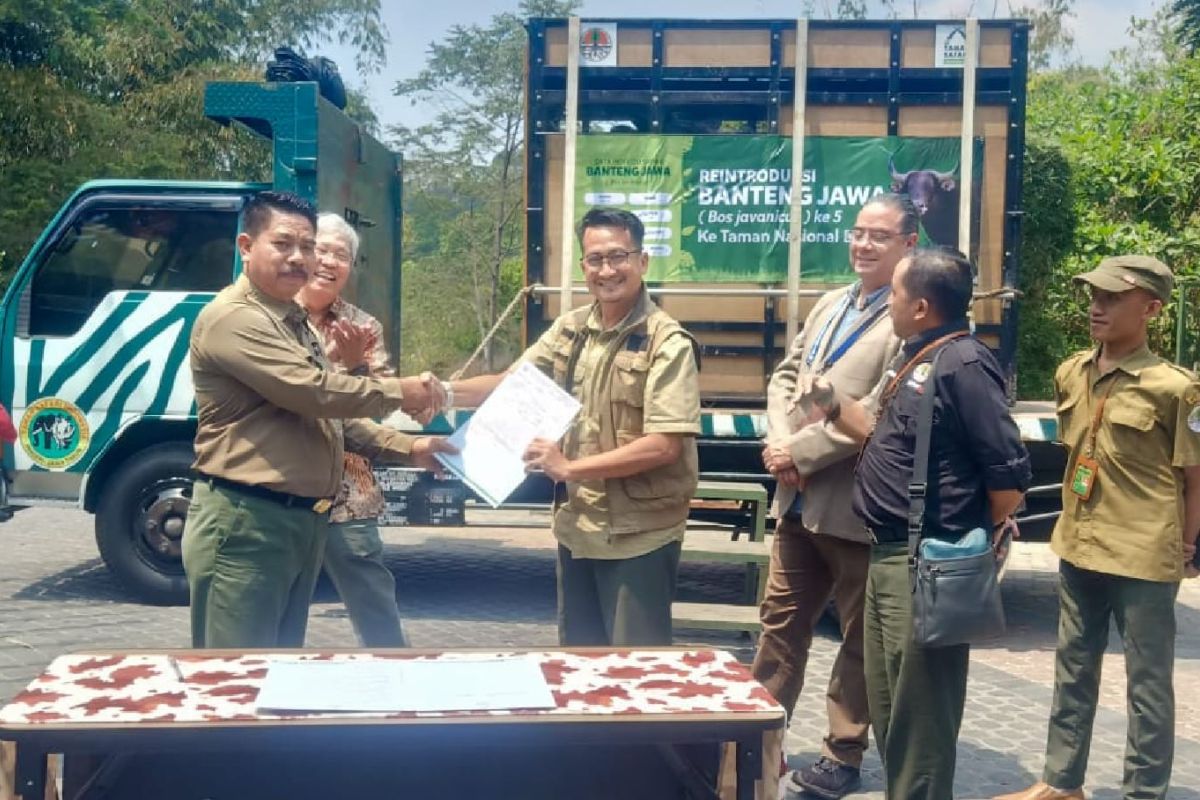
295;213;409;648
756;194;916;799
435;207;701;646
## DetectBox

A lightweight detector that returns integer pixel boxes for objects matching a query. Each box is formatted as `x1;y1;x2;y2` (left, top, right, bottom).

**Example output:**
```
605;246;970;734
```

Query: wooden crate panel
663;28;771;67
779;105;889;136
784;27;891;69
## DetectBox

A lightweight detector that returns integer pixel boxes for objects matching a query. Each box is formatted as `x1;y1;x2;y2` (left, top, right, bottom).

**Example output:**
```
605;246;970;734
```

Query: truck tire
95;442;194;606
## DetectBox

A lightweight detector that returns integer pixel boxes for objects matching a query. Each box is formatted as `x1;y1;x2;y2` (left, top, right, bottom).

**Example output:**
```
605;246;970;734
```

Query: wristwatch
439;379;455;411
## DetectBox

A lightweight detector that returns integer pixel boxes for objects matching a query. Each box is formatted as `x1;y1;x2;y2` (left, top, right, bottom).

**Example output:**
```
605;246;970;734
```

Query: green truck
0;80;404;603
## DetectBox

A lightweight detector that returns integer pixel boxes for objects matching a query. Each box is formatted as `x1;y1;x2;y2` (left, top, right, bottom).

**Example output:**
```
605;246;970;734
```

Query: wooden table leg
12;746;46;800
735;736;761;800
63;754;129;800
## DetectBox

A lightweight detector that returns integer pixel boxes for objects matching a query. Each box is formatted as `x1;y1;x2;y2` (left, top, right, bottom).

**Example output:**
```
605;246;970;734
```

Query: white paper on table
435;361;581;507
254;656;557;713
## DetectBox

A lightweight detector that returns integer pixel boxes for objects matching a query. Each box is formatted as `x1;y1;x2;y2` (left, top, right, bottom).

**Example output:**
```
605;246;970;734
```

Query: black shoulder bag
908;346;1007;648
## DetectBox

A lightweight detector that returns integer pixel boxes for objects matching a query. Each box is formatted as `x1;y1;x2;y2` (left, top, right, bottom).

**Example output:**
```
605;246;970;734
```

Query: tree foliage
1017;53;1200;395
0;0;385;281
391;0;577;375
1173;0;1200;53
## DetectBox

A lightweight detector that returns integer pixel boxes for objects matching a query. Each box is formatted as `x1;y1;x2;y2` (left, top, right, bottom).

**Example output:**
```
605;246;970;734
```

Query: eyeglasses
315;244;352;264
581;249;641;269
849;227;905;245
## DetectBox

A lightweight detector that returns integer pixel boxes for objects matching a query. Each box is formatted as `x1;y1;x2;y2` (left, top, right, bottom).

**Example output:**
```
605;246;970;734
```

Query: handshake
394;372;453;425
326;320;454;425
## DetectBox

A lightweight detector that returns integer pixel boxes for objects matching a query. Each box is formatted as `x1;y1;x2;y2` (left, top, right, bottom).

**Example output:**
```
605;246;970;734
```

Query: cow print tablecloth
0;649;782;726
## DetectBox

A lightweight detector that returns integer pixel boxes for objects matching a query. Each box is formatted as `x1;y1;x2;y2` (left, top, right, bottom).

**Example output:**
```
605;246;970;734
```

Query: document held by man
435;362;581;507
254;656;557;713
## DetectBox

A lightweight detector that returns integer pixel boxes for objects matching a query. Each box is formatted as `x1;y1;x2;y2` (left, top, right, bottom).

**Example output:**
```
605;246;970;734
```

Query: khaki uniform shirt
310;298;390;523
190;275;414;499
1052;345;1200;582
522;299;701;559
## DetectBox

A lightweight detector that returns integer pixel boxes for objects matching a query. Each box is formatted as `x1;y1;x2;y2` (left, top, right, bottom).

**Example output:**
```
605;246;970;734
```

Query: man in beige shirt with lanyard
756;194;915;799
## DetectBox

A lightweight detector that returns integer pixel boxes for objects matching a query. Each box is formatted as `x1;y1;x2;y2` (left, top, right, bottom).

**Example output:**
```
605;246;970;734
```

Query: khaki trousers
182;481;327;648
751;517;871;767
1043;561;1178;799
323;519;407;647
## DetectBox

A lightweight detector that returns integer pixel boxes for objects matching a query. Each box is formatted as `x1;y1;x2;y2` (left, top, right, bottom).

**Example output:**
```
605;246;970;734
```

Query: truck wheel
95;442;194;605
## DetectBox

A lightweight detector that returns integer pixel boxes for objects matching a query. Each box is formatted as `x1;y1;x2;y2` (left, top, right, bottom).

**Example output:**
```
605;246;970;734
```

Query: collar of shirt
1080;343;1157;378
234;273;308;326
585;285;655;336
308;296;347;334
849;281;891;311
902;318;970;357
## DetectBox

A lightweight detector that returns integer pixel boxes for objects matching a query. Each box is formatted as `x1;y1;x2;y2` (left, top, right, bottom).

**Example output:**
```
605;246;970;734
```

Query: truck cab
0;80;402;604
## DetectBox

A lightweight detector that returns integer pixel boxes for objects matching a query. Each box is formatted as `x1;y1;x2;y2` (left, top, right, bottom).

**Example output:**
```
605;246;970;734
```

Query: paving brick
2;511;1199;798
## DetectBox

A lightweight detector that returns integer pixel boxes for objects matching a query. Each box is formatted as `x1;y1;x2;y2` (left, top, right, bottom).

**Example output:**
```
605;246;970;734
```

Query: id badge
1070;455;1099;500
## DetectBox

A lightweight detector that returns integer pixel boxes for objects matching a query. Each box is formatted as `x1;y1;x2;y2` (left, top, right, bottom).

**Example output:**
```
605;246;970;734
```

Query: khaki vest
549;299;699;536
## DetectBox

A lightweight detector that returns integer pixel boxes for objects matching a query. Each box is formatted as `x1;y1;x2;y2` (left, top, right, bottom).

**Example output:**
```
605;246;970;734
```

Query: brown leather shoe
992;781;1085;800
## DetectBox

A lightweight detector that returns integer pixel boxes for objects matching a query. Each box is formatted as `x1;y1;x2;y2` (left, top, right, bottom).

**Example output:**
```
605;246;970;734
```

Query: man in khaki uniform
996;256;1200;800
756;195;913;799
183;190;448;648
443;207;701;646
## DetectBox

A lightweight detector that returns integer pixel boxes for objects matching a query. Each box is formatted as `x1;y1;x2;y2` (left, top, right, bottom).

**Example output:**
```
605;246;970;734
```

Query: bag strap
907;337;966;561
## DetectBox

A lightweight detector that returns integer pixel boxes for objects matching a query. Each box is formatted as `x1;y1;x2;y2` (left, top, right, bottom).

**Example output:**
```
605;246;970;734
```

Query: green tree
392;0;577;374
1008;0;1076;71
1017;53;1200;396
1172;0;1200;53
0;0;386;282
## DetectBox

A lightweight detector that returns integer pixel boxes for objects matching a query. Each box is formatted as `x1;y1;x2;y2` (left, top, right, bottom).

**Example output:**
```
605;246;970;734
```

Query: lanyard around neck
805;288;889;373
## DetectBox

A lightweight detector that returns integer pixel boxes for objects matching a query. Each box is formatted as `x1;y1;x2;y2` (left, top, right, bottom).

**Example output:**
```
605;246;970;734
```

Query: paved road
2;507;1199;799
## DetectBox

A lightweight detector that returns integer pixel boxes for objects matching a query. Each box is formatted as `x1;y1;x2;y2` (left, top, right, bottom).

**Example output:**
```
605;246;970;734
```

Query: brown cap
1073;255;1173;303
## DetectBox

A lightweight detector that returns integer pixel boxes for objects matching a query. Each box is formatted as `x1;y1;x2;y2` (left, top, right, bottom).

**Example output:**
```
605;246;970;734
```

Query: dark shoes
786;756;862;800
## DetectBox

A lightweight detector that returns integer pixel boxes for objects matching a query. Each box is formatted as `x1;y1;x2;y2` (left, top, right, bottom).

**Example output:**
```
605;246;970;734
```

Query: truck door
3;192;241;501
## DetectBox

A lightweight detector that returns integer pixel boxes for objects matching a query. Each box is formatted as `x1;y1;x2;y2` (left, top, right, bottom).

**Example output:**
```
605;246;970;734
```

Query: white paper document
254;656;557;713
435;362;581;507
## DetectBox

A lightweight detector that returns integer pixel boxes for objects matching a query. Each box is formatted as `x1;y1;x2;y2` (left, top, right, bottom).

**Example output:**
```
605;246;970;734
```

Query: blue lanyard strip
805;291;890;372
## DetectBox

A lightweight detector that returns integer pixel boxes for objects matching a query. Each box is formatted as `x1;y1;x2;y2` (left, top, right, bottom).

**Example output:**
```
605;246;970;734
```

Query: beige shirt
190;275;414;499
310;297;391;523
522;298;701;559
1052;345;1200;582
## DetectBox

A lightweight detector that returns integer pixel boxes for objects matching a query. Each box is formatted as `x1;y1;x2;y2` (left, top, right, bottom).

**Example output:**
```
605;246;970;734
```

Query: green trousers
556;541;681;646
864;543;968;800
1043;561;1178;799
323;519;407;647
182;481;327;648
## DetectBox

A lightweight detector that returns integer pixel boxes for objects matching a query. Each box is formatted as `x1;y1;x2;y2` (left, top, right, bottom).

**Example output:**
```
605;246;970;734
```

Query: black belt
199;474;333;515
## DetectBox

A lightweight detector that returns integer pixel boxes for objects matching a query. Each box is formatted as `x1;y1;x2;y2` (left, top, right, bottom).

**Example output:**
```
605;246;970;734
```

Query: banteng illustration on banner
574;135;984;283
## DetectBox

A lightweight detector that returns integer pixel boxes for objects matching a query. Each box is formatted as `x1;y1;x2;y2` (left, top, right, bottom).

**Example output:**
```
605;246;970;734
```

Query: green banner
574;135;983;283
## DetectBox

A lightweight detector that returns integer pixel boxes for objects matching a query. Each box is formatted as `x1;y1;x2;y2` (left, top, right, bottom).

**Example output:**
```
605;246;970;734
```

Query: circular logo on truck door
19;398;90;469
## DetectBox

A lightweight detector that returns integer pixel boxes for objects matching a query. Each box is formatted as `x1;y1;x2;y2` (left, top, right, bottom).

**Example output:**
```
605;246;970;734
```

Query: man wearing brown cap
995;255;1200;800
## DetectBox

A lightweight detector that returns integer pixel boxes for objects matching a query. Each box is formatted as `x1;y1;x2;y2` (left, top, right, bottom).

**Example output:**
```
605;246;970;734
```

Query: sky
323;0;1167;136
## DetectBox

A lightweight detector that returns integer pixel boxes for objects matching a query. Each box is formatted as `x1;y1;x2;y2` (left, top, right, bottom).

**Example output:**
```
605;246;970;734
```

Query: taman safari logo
20;397;90;469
